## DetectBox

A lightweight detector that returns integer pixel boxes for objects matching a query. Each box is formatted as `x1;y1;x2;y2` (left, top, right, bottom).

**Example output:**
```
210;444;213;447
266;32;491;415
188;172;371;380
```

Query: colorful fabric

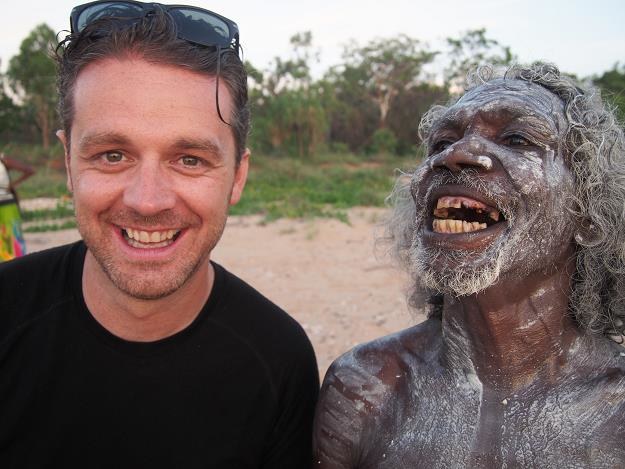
0;199;26;262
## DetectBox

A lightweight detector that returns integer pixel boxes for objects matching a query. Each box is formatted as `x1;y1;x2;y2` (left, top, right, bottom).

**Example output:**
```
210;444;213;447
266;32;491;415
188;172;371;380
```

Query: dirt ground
24;207;422;377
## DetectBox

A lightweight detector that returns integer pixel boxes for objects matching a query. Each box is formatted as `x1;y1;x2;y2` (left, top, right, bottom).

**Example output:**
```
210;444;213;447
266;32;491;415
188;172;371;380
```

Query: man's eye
102;151;124;163
505;134;531;146
431;140;453;154
180;156;203;167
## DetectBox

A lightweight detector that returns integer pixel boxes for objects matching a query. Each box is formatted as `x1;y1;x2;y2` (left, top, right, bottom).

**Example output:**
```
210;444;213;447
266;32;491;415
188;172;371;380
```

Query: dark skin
313;81;625;468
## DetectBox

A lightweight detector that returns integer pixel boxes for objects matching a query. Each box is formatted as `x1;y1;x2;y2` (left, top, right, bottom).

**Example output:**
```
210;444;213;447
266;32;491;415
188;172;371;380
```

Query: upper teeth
434;196;500;221
125;228;178;243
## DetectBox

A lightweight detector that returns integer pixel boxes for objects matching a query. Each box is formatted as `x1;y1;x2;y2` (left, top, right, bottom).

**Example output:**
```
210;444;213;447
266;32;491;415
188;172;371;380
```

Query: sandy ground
24;207;422;377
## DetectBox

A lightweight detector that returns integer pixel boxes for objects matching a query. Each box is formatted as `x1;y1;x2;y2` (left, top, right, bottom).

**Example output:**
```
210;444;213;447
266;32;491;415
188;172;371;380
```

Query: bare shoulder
313;318;441;468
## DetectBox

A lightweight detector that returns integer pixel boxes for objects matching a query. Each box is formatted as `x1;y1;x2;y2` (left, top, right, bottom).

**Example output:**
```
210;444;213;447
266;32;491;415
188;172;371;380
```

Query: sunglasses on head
70;0;239;52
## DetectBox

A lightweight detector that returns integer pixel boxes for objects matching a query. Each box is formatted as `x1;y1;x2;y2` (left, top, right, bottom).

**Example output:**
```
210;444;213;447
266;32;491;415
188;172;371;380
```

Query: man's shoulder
0;242;82;278
313;319;441;465
321;318;441;405
210;262;317;368
0;242;84;333
213;263;308;335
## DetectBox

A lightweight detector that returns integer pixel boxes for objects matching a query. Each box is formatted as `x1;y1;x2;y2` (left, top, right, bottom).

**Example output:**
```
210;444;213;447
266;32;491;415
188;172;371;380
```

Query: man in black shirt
0;2;318;468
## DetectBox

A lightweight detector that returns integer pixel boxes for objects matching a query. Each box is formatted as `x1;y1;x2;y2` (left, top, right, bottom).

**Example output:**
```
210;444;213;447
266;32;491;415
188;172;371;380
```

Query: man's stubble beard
76;208;226;301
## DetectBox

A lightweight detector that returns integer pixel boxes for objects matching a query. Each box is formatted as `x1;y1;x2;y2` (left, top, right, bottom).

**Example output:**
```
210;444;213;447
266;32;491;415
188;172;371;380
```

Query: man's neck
82;252;214;342
441;253;581;392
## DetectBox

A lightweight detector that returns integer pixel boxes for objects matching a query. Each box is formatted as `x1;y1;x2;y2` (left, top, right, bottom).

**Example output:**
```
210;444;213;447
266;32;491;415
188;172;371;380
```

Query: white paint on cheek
509;154;544;195
524;151;543;165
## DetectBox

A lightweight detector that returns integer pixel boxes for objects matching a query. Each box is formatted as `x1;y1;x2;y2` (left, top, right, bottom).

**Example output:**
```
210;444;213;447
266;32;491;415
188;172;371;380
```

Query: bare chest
358;374;625;468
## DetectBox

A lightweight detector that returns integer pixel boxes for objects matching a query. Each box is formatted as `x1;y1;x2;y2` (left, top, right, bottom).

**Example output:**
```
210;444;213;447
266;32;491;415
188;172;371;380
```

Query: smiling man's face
60;57;248;301
409;79;576;296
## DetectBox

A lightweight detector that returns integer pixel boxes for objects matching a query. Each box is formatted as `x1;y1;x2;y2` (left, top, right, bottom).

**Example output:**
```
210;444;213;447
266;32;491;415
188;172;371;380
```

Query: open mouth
432;196;503;234
122;228;181;249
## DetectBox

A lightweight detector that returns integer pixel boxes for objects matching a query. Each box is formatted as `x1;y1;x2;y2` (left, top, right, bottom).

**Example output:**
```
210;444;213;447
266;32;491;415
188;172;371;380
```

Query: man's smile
432;195;501;234
121;227;182;249
419;184;510;245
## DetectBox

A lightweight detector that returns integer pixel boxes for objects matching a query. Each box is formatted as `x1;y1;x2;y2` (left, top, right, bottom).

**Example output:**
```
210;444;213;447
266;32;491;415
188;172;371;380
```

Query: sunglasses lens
75;2;143;32
170;8;232;46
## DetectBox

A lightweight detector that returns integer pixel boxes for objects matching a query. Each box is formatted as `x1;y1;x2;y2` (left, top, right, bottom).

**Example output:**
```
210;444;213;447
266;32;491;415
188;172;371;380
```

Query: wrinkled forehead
447;79;567;130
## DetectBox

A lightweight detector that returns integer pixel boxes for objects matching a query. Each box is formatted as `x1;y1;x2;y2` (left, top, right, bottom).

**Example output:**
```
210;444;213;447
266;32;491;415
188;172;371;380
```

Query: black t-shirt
0;242;319;468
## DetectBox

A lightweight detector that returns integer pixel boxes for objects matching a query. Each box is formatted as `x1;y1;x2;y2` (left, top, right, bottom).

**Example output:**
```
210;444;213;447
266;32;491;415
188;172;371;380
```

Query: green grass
23;219;77;233
21;202;74;222
17;168;69;199
231;153;417;221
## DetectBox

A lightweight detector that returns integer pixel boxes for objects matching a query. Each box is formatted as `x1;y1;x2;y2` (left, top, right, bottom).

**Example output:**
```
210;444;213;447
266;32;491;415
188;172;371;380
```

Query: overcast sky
1;0;624;78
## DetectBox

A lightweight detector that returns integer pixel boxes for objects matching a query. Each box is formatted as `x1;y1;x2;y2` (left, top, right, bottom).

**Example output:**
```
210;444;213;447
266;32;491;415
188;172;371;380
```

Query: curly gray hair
385;63;625;339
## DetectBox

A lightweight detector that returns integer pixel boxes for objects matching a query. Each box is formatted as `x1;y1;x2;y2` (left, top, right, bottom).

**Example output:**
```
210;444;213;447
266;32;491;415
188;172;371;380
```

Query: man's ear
574;217;596;245
229;148;250;206
56;130;73;193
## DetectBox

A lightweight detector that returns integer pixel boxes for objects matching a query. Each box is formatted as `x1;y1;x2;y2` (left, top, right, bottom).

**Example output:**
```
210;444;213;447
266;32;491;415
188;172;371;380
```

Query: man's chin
90;248;205;301
410;244;504;296
114;279;184;300
103;268;191;300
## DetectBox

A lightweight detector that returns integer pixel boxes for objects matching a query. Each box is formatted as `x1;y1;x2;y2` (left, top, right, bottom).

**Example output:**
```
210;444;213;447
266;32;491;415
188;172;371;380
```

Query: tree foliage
249;32;328;157
0;73;20;138
444;28;516;92
594;63;625;121
341;35;438;129
6;23;58;150
325;36;444;154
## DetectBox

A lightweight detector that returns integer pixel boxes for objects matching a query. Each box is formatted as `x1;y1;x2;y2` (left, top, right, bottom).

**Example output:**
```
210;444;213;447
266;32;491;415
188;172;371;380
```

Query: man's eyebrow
432;104;559;137
494;104;561;138
77;132;131;151
172;138;226;160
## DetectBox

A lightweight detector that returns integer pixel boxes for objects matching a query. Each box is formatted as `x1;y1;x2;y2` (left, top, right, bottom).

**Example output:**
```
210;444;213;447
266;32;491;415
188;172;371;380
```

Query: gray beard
408;170;517;296
408;239;507;296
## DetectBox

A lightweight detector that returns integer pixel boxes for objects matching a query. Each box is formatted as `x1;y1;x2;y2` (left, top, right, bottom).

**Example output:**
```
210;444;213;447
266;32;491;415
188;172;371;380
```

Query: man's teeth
432;195;501;234
124;228;179;248
433;219;487;233
434;196;500;222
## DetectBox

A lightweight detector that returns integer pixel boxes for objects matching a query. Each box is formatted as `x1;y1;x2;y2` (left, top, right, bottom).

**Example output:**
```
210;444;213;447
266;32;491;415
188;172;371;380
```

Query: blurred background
1;0;624;227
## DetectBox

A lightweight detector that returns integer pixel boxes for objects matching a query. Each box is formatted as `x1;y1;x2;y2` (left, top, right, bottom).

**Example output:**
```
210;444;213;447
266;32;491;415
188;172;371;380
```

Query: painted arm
313;363;363;468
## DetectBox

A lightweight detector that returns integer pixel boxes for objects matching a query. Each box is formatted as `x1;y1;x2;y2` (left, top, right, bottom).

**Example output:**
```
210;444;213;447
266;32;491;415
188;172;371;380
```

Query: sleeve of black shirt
261;327;320;469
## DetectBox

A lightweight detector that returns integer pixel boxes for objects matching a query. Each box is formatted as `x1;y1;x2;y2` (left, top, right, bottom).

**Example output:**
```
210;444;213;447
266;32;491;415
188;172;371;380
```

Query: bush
368;128;398;156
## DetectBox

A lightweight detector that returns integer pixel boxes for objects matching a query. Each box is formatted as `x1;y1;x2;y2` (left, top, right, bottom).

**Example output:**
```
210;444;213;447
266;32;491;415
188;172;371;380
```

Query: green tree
324;63;379;154
444;28;515;92
342;35;438;130
387;82;449;153
326;36;439;155
248;32;328;157
0;75;20;139
594;63;625;120
7;23;58;150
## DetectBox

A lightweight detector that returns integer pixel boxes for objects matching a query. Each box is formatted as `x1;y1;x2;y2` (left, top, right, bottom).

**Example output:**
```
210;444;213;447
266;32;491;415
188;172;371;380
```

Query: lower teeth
433;219;487;233
127;238;173;249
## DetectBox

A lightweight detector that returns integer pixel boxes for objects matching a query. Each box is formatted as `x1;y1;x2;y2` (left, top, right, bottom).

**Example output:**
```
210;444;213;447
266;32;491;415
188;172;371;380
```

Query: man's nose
429;138;493;173
123;160;176;215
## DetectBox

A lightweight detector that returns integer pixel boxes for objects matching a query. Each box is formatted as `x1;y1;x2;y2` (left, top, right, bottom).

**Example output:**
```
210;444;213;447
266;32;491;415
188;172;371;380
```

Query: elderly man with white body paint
313;63;625;468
